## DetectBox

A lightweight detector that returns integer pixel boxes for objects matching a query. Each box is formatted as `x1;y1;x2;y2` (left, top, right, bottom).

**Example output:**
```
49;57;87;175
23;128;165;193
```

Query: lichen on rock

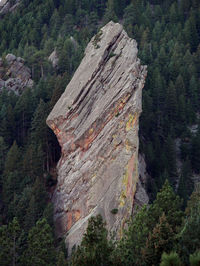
46;21;147;252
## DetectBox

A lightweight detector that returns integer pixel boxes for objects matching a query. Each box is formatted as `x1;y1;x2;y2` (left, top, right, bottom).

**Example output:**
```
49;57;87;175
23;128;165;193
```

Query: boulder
48;50;59;68
0;53;33;94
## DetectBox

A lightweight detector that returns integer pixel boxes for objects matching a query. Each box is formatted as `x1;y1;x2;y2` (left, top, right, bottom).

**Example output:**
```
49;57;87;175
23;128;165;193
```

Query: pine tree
164;136;177;185
149;180;183;232
4;141;21;175
71;214;113;266
0;217;20;266
160;252;182;266
142;213;175;266
0;137;7;175
23;218;56;266
177;159;194;207
190;251;200;266
166;81;177;123
31;99;50;171
2;141;22;215
103;0;118;24
56;251;68;266
191;129;200;173
113;205;150;265
178;185;200;264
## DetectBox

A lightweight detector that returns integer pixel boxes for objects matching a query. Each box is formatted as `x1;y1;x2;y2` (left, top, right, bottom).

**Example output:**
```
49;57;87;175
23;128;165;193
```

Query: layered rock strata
47;21;147;251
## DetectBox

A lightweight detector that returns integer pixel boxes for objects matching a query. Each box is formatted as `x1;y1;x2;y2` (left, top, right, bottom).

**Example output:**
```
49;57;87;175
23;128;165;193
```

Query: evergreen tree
160;252;182;266
22;218;55;266
191;129;200;173
148;180;183;232
0;217;20;266
177;159;194;207
164;136;177;185
103;0;118;24
190;251;200;266
0;137;7;175
4;141;21;175
113;205;150;265
178;185;200;264
56;251;68;266
71;214;113;266
142;213;175;266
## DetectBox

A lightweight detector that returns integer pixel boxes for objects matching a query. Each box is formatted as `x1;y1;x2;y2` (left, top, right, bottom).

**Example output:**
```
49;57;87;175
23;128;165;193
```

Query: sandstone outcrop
0;54;33;95
47;21;147;251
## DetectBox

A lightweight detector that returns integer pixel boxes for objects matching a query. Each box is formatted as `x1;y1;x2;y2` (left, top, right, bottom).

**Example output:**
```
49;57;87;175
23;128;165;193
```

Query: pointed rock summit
47;21;147;251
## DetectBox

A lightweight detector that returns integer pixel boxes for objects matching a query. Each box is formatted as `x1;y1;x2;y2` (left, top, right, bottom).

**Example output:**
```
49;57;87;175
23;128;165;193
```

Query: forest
0;0;200;265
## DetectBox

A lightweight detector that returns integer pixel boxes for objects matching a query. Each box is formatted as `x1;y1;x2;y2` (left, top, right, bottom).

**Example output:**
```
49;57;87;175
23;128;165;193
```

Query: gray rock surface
48;50;59;68
0;54;33;94
0;0;20;15
47;21;147;252
133;153;149;214
0;0;8;7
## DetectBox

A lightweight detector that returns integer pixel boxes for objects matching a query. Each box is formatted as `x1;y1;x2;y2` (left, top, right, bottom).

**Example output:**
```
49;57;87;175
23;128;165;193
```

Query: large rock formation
47;21;147;251
0;54;33;95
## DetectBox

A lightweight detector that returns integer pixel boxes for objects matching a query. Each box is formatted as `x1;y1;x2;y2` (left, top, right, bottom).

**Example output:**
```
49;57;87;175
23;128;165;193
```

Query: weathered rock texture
48;50;59;69
0;54;33;95
47;21;147;251
0;0;20;15
133;153;149;214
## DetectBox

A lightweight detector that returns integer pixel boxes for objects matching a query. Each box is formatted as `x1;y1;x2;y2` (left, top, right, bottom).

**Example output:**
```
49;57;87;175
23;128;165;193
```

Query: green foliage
177;186;200;264
142;213;175;265
177;159;194;208
56;251;68;266
103;0;118;24
92;29;103;48
4;141;21;175
190;251;200;266
22;218;56;266
113;205;150;265
110;208;118;214
70;214;113;266
113;181;183;265
0;217;20;266
160;252;182;266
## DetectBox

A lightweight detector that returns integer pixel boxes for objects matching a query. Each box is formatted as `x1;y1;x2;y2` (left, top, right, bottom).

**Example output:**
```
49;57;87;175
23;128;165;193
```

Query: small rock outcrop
0;0;20;15
0;54;33;95
47;21;147;251
48;50;59;69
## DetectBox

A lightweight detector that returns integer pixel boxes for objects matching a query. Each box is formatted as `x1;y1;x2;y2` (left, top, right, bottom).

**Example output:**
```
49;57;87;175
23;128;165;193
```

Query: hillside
0;0;200;265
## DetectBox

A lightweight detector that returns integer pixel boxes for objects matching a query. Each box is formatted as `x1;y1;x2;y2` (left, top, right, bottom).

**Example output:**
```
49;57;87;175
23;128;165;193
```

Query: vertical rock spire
47;21;147;252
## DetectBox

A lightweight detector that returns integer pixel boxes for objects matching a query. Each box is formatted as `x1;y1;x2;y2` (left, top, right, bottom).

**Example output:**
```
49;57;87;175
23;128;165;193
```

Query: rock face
48;50;59;69
0;0;20;15
47;21;147;251
133;153;149;213
0;54;33;95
